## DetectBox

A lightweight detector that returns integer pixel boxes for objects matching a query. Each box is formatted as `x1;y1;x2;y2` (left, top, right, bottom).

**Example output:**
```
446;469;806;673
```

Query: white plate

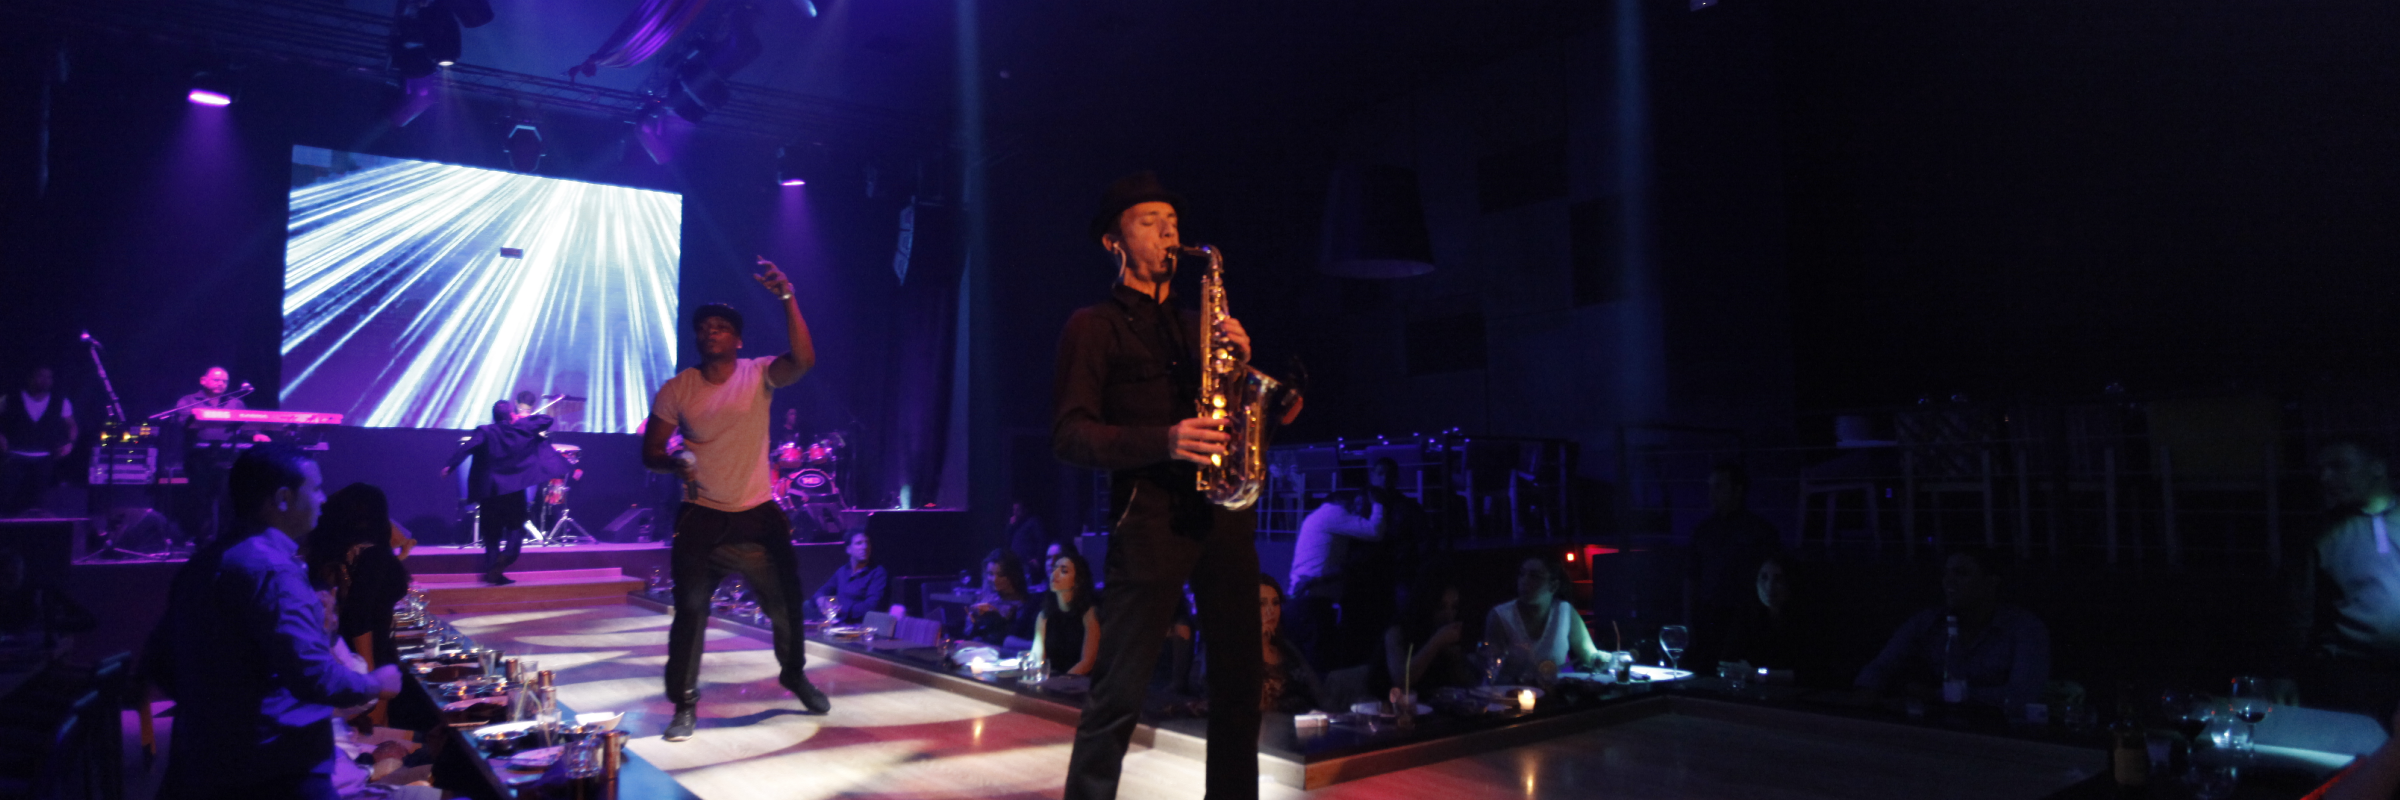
441;696;507;712
573;711;622;730
1629;665;1694;681
1347;701;1433;717
469;720;538;739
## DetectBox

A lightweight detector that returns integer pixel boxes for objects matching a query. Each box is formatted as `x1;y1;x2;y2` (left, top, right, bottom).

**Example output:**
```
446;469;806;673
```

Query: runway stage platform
452;597;2103;800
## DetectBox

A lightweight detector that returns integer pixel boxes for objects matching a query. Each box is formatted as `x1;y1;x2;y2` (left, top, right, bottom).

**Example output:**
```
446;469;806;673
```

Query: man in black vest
442;400;572;584
0;366;76;516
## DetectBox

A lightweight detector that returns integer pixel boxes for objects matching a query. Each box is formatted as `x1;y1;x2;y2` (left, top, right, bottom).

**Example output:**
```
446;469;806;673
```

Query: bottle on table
2110;701;2151;795
1940;615;1967;705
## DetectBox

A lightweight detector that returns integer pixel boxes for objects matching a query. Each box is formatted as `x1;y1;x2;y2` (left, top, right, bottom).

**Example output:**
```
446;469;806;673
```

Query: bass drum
785;469;840;502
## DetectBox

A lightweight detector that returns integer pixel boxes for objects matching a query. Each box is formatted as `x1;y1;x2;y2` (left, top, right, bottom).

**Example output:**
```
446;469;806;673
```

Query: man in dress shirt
814;529;889;623
169;366;247;542
1285;490;1384;668
145;443;402;799
1055;172;1297;800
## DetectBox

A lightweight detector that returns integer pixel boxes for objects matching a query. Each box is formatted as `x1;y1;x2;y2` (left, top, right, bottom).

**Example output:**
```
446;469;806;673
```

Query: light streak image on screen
281;146;680;432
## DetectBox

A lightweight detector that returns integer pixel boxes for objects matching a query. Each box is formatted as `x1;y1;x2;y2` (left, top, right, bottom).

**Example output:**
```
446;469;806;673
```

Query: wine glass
1659;626;1690;672
2229;677;2271;754
815;595;842;627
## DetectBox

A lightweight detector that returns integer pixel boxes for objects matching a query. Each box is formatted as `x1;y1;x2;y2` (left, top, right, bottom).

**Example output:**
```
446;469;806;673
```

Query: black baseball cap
693;303;744;337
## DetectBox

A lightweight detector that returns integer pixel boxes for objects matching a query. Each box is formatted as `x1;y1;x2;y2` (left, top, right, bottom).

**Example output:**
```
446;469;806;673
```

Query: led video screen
281;146;680;432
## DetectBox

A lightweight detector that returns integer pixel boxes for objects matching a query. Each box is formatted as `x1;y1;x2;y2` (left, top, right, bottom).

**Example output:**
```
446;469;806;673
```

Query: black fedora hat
1087;171;1186;243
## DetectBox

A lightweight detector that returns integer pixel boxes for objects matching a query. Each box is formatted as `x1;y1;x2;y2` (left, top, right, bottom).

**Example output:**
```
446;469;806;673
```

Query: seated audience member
1688;463;1783;639
1287;490;1385;667
968;548;1036;645
1030;552;1100;677
2290;438;2400;716
1376;575;1476;696
145;443;403;799
1260;574;1327;713
814;530;890;624
1720;555;1842;687
1482;556;1605;683
0;550;94;634
313;484;414;669
1855;548;2049;710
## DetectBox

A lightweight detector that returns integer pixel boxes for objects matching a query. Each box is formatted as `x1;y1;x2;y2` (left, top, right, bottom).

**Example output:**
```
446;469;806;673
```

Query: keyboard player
166;367;246;545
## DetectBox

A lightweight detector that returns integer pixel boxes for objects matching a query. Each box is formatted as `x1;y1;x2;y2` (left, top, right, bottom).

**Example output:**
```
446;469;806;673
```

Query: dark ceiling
20;0;1616;154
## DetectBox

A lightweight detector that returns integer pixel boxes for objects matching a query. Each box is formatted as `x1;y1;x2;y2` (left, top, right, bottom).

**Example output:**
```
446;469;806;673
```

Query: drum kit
531;442;594;545
773;432;849;540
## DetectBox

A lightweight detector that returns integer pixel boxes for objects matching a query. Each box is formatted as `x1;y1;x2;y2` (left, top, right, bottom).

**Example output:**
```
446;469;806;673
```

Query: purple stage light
780;178;806;187
188;89;233;106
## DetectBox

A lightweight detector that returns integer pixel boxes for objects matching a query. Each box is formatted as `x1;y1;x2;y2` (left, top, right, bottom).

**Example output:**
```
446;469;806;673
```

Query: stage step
414;568;644;615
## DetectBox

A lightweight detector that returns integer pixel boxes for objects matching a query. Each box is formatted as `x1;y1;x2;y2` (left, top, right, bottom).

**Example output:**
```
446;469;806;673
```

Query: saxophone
1182;244;1280;511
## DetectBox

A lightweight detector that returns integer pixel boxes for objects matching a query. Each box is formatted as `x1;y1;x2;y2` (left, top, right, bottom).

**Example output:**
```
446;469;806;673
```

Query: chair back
894;616;943;646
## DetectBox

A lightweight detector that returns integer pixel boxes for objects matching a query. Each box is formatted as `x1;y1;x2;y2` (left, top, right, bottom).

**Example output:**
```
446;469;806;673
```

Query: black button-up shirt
1052;284;1223;544
1051;284;1200;472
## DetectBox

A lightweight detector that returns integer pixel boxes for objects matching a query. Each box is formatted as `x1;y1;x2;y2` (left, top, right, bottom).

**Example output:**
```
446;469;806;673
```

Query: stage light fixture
188;70;238;106
776;145;809;187
391;0;463;79
505;124;543;173
664;5;763;124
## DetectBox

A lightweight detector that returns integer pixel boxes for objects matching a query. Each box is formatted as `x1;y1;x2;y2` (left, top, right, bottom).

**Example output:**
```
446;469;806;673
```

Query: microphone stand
83;336;154;560
83;336;126;425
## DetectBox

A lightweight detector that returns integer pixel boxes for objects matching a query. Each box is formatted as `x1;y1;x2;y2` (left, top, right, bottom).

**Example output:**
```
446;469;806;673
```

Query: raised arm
753;258;816;387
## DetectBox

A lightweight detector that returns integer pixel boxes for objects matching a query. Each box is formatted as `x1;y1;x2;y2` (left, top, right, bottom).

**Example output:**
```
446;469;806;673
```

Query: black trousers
1065;506;1261;800
0;453;56;516
664;502;807;706
479;489;528;576
1283;592;1341;670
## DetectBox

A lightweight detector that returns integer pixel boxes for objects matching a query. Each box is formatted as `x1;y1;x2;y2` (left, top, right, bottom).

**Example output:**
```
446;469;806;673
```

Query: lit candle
1517;689;1537;712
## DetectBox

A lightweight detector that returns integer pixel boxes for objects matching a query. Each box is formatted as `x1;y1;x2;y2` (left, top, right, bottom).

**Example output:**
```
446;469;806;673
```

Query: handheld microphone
79;330;101;348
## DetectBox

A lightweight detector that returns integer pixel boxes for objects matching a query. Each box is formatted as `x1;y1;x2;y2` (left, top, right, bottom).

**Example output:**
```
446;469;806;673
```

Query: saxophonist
1055;172;1297;800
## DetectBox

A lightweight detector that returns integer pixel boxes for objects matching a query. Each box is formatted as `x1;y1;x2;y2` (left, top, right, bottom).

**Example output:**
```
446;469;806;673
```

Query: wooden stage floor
451;602;2098;800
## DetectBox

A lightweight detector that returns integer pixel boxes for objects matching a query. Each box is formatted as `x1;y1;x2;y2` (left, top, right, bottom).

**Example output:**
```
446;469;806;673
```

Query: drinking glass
2229;677;2271;754
1659;626;1690;672
1474;643;1509;686
1608;651;1633;682
815;596;842;627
